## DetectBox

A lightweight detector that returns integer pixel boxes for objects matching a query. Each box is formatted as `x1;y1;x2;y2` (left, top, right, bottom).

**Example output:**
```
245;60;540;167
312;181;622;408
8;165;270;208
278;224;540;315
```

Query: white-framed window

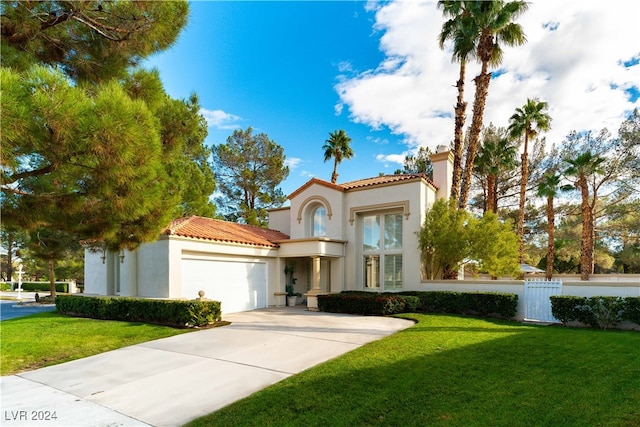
362;212;403;290
311;206;327;237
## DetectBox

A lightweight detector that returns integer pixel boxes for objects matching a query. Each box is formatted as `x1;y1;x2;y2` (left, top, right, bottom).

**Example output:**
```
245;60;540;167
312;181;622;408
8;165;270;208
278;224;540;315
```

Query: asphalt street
0;298;56;321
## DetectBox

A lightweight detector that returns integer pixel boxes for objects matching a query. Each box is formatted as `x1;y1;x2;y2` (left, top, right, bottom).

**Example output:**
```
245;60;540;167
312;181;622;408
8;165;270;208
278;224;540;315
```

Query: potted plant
284;265;301;306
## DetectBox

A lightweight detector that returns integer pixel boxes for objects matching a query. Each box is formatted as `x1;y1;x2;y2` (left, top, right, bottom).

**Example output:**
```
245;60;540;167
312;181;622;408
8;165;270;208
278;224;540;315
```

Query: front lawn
1;312;192;375
187;314;640;427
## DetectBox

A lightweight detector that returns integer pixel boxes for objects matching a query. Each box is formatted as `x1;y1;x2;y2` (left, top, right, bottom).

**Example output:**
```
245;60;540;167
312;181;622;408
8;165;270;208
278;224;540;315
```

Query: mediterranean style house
84;147;454;313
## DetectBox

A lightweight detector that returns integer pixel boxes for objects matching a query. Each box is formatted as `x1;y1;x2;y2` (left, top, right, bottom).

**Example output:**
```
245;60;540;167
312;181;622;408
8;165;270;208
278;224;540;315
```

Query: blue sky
145;0;640;198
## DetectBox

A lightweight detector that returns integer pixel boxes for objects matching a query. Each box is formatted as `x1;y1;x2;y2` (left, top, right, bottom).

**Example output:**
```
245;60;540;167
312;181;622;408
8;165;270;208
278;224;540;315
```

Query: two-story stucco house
84;147;454;313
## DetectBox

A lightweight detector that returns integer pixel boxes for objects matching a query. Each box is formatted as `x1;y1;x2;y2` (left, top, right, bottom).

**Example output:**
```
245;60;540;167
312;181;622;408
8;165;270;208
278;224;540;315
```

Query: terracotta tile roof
342;173;437;190
287;177;344;199
288;174;436;199
164;216;289;248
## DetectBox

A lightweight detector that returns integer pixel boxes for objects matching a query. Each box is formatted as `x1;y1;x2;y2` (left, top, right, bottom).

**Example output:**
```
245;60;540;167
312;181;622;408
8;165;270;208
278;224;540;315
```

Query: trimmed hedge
0;282;68;292
8;282;69;293
400;291;518;319
55;295;221;328
551;295;640;329
318;292;419;316
626;297;640;325
317;290;517;319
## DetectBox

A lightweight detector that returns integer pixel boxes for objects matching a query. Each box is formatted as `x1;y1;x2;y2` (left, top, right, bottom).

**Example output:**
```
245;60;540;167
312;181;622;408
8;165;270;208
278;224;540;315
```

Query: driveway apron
1;307;413;427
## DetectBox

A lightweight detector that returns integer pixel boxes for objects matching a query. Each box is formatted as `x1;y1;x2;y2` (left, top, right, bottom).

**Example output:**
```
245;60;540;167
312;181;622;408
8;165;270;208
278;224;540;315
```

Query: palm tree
564;151;606;280
537;171;561;280
323;129;354;184
437;1;476;203
458;0;529;209
508;98;551;263
474;127;518;213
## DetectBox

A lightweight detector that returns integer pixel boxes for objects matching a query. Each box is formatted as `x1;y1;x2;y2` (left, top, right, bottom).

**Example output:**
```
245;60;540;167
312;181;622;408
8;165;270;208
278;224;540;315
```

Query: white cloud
337;0;640;155
366;135;390;145
376;153;405;165
337;61;355;73
285;157;303;169
199;108;242;129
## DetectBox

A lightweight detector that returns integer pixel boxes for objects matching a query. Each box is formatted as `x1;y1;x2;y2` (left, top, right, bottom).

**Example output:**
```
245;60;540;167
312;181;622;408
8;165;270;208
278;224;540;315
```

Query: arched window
312;206;327;237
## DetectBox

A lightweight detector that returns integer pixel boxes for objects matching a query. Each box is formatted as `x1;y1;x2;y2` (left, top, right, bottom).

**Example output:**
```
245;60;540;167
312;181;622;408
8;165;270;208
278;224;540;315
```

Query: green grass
186;314;640;427
1;312;192;375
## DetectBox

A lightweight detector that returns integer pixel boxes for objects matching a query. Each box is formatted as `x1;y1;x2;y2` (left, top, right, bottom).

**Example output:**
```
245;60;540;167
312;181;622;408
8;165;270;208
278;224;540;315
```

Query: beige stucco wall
83;249;107;295
280;178;438;293
430;150;453;201
272;175;441;294
85;237;283;306
86;166;445;305
134;240;171;298
165;236;281;305
342;180;431;291
267;207;291;235
288;184;345;240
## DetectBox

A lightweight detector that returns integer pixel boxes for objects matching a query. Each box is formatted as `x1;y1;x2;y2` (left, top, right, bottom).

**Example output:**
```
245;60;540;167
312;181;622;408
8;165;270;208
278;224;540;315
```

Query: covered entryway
276;237;347;310
181;258;267;313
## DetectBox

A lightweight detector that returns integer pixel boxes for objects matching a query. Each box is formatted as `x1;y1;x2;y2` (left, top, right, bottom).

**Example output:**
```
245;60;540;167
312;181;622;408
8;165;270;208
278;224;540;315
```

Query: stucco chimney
429;147;454;201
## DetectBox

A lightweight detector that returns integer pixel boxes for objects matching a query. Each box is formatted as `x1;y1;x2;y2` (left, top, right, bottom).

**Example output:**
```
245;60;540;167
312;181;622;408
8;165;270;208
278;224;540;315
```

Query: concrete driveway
1;307;413;427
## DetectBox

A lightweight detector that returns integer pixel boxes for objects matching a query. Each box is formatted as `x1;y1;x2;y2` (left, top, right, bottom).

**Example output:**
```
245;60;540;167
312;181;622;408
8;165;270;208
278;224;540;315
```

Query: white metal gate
524;279;562;322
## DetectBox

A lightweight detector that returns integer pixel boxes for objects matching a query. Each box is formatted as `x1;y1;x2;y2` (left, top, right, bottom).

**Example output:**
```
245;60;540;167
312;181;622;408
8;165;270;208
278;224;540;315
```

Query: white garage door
181;259;267;313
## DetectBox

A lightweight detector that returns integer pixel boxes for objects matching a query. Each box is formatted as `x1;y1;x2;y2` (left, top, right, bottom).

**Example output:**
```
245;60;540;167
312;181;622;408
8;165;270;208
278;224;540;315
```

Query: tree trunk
578;177;592;280
590;199;596;275
331;159;339;184
450;60;467;202
545;195;555;280
48;259;57;298
6;233;14;282
459;70;491;209
487;173;497;213
443;265;458;280
517;136;530;263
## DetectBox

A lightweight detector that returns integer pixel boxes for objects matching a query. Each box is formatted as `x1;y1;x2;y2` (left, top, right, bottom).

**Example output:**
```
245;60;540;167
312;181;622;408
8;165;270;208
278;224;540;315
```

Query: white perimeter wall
416;280;639;321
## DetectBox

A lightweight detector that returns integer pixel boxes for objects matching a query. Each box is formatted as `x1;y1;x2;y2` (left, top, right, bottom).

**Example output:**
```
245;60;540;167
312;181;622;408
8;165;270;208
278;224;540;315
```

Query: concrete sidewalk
1;308;413;427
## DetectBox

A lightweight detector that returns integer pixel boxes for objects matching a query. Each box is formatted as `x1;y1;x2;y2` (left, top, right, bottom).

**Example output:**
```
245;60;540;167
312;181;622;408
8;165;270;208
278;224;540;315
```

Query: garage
181;258;267;313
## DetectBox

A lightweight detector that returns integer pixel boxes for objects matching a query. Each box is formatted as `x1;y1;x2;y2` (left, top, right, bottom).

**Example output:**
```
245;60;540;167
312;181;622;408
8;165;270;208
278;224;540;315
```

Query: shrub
583;297;626;330
319;291;516;319
55;295;221;328
317;292;418;316
0;283;11;291
16;282;68;293
625;297;640;325
551;295;638;329
399;291;518;319
401;294;420;313
550;296;586;325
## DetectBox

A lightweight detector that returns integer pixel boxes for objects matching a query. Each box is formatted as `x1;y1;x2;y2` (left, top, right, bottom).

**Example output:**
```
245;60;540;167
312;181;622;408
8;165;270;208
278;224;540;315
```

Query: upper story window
362;212;403;291
312;206;327;237
298;196;332;238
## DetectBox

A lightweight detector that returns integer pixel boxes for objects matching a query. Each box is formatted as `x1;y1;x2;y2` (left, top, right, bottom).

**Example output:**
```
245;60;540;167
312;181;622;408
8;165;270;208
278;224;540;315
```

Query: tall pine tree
1;1;215;289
